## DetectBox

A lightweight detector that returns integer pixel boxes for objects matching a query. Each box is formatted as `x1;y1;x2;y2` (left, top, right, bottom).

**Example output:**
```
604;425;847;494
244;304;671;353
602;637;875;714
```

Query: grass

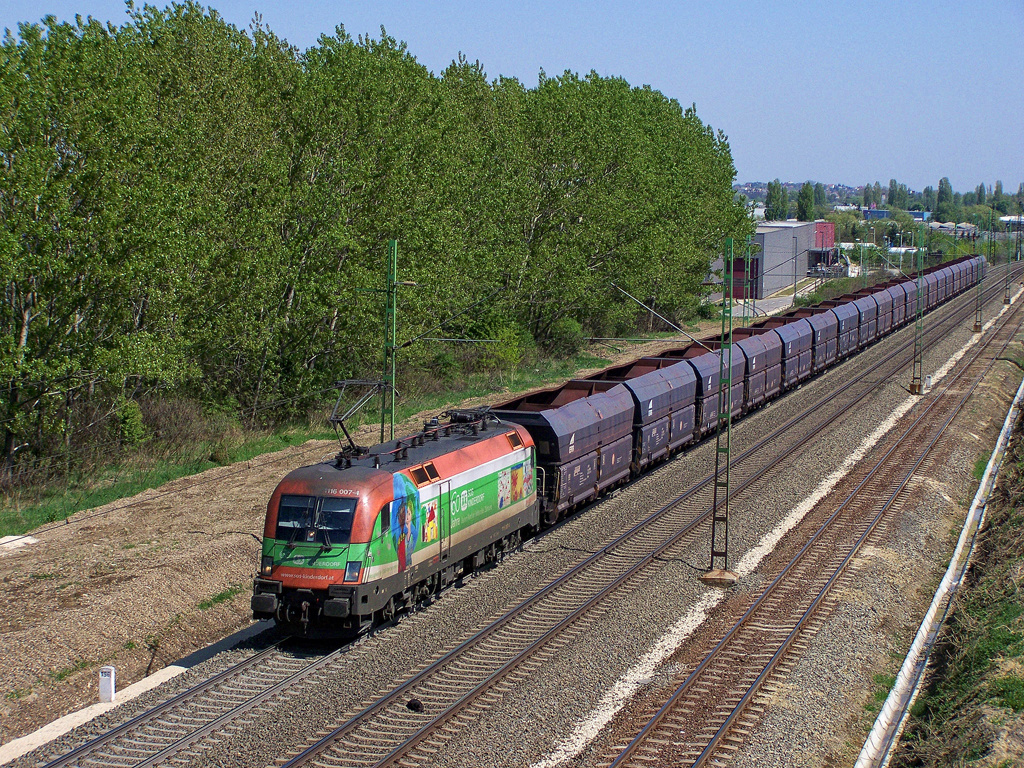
973;456;989;481
768;277;818;299
198;584;246;610
865;672;897;713
891;429;1024;766
49;659;93;682
990;676;1024;712
0;345;618;539
0;427;336;538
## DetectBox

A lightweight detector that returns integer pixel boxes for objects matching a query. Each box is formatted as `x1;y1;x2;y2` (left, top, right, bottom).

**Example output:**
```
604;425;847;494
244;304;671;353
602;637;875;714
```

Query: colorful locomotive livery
253;256;983;636
252;414;538;635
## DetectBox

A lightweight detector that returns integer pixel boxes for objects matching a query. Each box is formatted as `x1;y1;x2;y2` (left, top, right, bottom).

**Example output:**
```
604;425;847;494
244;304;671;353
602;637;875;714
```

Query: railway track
35;268;1017;768
267;282;1020;768
602;281;1024;768
37;640;349;768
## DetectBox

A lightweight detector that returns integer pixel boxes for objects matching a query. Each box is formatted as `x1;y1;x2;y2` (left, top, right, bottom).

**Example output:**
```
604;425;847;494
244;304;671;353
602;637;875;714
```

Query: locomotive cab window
506;431;524;450
317;498;357;545
275;494;356;546
423;462;440;482
275;495;316;542
376;505;390;539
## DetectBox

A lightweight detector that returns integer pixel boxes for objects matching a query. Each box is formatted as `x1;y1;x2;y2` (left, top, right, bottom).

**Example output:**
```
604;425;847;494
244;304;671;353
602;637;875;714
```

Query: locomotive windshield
275;494;357;547
317;498;356;543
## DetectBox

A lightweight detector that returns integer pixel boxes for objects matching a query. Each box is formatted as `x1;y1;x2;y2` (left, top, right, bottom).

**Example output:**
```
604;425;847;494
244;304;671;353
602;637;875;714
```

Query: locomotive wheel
380;598;396;624
505;529;522;550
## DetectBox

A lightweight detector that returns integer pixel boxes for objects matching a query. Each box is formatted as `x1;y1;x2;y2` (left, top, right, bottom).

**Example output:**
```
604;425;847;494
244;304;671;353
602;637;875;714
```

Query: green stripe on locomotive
264;447;535;579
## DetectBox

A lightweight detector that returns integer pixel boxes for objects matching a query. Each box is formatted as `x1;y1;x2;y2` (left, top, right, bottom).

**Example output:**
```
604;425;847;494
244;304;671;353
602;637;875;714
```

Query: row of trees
1;4;748;472
861;177;1023;223
763;179;827;222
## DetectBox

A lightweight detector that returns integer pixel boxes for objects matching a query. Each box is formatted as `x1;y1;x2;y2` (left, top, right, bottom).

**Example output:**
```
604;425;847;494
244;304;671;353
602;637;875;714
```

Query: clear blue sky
3;0;1022;194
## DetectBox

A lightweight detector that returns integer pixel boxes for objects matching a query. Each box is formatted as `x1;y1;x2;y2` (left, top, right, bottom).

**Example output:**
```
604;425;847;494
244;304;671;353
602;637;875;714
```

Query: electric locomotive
251;409;539;636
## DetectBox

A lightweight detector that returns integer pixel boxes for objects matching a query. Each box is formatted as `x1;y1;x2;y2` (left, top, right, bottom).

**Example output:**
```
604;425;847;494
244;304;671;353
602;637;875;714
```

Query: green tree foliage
976;183;987;205
923;185;936;211
936;177;957;222
862;182;873;208
888;178;898;207
0;5;748;471
991;180;1012;214
895;184;909;210
765;178;787;220
813;182;826;207
797;182;814;221
826;210;866;243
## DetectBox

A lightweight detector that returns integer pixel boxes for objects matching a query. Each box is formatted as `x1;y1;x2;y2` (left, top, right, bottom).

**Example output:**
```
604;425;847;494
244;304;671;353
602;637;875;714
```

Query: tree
936;177;956;222
896;184;909;210
976;183;986;205
797;181;814;221
0;9;751;473
765;179;788;220
813;182;826;207
873;182;883;208
923;186;936;211
888;178;898;207
863;183;873;208
992;180;1010;214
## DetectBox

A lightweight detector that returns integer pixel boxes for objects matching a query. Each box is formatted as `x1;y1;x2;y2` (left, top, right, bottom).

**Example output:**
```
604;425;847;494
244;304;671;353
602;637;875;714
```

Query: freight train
251;256;984;635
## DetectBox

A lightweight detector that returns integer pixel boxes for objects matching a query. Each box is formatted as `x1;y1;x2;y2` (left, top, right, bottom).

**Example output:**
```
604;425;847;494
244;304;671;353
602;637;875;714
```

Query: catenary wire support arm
398;287;505;350
611;283;714;353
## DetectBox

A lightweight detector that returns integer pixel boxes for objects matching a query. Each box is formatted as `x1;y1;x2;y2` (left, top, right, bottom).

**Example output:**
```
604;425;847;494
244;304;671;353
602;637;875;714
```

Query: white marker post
98;666;116;703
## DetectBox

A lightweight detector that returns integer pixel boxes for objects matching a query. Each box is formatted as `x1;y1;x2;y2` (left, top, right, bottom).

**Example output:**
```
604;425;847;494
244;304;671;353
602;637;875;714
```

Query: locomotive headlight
261;556;274;576
344;561;362;583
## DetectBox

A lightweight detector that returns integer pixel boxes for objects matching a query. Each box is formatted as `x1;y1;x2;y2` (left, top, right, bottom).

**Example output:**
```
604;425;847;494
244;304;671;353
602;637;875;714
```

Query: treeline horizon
745;177;1024;225
1;2;747;475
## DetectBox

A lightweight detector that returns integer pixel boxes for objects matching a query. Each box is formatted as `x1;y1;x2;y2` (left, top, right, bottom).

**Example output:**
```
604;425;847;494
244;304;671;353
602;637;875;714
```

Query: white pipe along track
856;340;1024;768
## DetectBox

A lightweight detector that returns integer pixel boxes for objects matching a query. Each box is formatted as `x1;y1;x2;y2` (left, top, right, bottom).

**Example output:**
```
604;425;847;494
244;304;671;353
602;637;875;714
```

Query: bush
545;317;584;357
696;301;717;320
794;292;823;307
118;398;149;447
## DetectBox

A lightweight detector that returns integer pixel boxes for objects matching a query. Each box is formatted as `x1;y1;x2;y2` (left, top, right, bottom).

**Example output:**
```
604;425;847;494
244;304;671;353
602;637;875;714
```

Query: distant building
1000;215;1024;232
864;208;932;221
810;221;840;272
717;221;816;300
863;208;892;221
